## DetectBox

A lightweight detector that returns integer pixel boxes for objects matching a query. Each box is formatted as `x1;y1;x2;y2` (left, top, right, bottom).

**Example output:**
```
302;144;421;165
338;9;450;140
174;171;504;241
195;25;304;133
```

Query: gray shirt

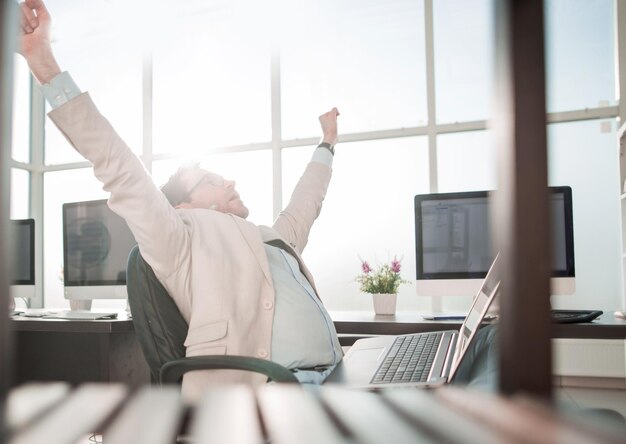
264;243;342;382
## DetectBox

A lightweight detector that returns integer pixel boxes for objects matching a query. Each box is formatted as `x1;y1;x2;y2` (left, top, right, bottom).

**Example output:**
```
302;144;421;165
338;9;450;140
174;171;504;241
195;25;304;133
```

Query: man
17;0;342;401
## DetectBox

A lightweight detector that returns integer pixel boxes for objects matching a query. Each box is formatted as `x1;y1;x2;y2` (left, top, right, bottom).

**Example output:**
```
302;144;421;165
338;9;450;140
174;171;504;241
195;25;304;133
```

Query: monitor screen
63;199;137;300
414;186;575;296
9;219;36;300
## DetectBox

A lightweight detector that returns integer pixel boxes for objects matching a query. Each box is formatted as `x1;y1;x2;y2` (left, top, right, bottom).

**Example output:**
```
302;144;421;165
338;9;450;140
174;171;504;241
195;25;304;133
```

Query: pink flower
361;261;372;274
391;258;401;273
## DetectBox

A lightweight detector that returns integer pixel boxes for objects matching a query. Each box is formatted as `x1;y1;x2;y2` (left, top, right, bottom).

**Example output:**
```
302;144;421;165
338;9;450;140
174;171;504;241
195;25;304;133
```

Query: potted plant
356;257;408;315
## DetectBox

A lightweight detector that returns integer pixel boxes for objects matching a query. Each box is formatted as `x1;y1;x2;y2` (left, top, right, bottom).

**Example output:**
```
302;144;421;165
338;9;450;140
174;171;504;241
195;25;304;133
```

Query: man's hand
319;107;340;146
18;0;60;84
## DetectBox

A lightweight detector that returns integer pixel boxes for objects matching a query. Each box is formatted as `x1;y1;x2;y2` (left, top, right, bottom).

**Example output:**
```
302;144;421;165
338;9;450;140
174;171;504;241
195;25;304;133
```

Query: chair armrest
159;355;299;384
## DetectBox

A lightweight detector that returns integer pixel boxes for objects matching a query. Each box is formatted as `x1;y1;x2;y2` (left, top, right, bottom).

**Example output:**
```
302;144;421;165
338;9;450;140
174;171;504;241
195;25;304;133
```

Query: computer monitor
63;199;137;302
9;219;36;300
414;186;575;297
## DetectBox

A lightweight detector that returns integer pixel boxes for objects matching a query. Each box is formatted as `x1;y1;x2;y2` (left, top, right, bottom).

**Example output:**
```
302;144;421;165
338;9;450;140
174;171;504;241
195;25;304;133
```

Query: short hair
160;162;201;207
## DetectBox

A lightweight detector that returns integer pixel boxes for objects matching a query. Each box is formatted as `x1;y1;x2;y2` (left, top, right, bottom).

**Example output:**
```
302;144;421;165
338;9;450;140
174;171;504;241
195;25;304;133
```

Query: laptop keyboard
371;332;443;384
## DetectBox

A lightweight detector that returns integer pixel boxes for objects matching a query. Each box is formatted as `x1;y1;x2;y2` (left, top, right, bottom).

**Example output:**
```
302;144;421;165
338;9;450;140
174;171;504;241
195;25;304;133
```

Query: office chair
126;245;298;385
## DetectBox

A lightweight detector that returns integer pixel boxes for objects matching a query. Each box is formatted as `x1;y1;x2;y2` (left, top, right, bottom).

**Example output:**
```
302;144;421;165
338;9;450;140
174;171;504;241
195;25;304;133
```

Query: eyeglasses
180;172;225;204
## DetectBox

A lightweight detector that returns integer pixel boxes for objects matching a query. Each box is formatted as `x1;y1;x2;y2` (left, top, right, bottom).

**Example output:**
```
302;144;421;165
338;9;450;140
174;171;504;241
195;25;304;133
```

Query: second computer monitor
63;199;137;301
9;218;36;300
414;186;575;297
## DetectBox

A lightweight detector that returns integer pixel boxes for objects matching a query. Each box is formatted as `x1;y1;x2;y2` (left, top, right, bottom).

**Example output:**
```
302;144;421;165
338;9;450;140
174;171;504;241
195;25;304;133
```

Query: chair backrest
126;245;188;383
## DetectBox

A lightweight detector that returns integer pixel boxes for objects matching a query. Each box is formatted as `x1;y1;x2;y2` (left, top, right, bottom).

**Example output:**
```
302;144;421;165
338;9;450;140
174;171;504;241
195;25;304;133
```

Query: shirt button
64;88;71;94
263;300;274;310
258;349;268;358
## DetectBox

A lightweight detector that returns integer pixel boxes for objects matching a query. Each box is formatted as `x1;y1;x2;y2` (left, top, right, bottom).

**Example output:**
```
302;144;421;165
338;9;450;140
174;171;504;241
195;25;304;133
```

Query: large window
12;57;31;163
547;119;620;310
152;6;272;155
11;56;31;220
544;0;616;112
10;169;30;219
281;0;428;138
433;0;494;123
437;130;496;193
11;0;622;311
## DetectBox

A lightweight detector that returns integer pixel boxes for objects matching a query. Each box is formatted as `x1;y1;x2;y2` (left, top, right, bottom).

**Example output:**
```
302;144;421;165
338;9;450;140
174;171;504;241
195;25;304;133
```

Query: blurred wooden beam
1;0;17;440
493;0;552;398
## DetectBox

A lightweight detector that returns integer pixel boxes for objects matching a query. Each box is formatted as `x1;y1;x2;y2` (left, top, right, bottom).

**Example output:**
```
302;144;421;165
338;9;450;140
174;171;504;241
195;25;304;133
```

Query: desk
331;310;626;343
10;315;150;387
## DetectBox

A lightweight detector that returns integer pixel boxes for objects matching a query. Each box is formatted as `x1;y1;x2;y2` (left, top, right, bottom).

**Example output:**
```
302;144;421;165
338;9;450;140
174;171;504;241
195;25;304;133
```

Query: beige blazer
50;93;332;401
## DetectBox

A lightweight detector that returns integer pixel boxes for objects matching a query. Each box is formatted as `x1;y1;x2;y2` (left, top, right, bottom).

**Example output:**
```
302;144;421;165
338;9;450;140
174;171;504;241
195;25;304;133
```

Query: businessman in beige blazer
18;0;343;402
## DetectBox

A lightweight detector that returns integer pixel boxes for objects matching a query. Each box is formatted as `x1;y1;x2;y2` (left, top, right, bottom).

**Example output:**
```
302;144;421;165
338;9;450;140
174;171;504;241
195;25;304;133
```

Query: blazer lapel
258;226;320;297
229;215;273;286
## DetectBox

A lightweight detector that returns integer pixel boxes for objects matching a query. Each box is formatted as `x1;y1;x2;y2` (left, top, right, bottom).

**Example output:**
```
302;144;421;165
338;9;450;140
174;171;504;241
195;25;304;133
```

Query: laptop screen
448;253;501;380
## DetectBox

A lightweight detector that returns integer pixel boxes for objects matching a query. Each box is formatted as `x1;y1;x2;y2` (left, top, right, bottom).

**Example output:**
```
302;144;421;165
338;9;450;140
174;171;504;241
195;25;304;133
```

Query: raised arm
319;107;339;146
272;108;340;253
16;0;191;284
18;0;60;84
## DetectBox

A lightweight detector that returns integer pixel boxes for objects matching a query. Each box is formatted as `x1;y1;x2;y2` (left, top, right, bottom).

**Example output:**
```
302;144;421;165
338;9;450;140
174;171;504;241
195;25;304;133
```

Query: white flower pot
372;293;397;315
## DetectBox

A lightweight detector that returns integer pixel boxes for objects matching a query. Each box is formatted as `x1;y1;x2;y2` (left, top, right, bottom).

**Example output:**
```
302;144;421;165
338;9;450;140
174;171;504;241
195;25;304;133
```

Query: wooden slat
319;386;436;444
381;388;521;444
9;384;127;444
190;385;263;444
6;383;624;443
511;395;626;444
257;385;346;444
435;387;624;444
104;386;183;444
6;383;70;431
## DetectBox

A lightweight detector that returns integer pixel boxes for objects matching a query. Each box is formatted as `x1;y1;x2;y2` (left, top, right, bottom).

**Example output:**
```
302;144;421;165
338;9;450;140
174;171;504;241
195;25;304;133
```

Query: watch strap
318;142;335;156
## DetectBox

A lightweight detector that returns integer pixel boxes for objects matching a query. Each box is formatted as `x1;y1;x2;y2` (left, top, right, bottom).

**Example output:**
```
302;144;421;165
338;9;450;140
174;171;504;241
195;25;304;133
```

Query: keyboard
551;309;602;324
371;332;443;384
42;311;118;320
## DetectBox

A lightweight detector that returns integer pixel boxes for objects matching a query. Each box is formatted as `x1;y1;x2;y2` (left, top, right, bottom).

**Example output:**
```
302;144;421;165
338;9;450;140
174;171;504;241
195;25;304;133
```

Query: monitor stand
428;291;500;317
430;295;443;314
69;299;93;311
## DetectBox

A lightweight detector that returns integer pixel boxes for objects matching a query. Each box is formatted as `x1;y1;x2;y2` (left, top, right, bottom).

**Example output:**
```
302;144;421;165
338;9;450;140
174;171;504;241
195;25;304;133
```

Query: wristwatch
318;142;335;156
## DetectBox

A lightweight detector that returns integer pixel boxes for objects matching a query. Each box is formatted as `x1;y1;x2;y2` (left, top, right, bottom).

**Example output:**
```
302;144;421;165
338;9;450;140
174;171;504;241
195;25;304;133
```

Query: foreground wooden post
1;1;18;441
493;0;553;399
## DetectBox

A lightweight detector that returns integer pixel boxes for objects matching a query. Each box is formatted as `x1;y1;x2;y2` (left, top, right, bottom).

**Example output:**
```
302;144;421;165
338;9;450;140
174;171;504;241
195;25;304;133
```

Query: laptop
326;254;501;388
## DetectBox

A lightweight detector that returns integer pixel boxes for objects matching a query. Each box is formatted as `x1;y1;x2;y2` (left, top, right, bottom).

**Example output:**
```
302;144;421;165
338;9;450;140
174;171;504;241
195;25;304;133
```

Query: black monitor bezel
414;186;575;280
62;199;134;287
10;218;35;285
